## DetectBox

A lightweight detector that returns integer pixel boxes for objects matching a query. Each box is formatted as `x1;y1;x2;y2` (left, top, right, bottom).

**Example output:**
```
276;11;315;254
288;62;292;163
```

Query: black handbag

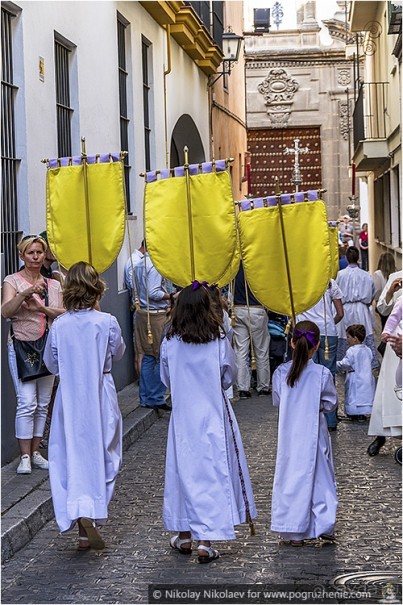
11;282;51;382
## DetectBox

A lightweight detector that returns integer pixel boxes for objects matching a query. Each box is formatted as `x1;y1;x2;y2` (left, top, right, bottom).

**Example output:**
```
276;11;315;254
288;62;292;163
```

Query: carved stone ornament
337;69;351;86
258;69;299;127
339;101;350;141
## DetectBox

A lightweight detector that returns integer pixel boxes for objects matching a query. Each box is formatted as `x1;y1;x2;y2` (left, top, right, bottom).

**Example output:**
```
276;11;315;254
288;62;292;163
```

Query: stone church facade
244;1;355;223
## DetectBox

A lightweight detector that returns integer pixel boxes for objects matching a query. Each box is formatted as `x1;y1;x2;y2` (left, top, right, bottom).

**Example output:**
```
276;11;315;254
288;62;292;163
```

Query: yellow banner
328;225;339;280
238;200;331;315
46;161;125;273
145;170;237;287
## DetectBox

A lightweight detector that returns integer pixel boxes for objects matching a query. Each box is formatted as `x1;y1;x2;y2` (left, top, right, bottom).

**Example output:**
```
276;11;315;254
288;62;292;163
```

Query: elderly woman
1;235;64;474
44;262;126;551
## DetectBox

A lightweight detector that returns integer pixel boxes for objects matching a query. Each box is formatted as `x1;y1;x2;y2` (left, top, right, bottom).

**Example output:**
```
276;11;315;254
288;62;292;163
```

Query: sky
244;0;341;44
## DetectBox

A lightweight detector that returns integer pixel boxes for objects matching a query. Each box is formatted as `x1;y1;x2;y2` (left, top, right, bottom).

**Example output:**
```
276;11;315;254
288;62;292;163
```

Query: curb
1;402;160;564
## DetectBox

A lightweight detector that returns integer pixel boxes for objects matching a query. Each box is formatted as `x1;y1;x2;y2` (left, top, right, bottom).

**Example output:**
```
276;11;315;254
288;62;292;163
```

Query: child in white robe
271;320;338;546
160;282;257;564
336;324;375;419
44;262;126;551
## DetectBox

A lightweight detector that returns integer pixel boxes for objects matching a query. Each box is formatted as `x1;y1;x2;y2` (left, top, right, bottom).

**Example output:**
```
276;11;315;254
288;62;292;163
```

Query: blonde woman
44;262;125;551
1;235;64;474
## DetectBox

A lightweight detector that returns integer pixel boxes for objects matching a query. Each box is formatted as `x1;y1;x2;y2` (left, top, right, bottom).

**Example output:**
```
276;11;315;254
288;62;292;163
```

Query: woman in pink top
1;235;64;475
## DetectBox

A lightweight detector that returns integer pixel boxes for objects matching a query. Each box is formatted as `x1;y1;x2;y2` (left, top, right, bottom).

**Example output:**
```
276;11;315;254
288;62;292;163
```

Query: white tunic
44;309;126;532
271;360;338;539
336;344;375;415
336;265;375;335
160;335;257;540
297;279;343;336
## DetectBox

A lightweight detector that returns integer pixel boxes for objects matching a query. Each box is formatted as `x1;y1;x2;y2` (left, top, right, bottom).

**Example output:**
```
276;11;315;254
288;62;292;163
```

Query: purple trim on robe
146;171;157;183
174;167;185;177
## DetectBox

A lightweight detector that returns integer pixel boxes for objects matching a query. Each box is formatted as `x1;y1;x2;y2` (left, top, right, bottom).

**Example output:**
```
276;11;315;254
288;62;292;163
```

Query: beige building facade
349;1;402;271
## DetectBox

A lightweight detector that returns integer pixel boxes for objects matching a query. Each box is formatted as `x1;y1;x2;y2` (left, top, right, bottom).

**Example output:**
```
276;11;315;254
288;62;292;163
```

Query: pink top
383;297;402;337
4;272;63;340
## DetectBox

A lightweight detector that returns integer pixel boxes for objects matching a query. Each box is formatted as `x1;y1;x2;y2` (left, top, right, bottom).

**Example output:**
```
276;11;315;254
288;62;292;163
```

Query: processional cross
283;138;309;192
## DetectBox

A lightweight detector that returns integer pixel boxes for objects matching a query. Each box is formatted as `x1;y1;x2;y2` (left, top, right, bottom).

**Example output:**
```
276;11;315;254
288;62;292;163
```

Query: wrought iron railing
353;81;389;151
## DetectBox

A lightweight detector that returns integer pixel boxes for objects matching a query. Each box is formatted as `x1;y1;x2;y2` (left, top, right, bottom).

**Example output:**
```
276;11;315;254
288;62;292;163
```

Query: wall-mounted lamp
208;30;243;87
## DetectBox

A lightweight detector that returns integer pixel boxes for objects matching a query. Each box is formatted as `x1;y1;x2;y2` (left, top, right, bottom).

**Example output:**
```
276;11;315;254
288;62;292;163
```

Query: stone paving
1;377;401;604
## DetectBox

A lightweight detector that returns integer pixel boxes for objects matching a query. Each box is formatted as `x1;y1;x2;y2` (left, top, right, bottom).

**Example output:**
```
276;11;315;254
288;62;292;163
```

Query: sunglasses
21;234;42;242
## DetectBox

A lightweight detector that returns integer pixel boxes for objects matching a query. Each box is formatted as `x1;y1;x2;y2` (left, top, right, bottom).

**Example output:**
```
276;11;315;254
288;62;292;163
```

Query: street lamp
208;30;243;87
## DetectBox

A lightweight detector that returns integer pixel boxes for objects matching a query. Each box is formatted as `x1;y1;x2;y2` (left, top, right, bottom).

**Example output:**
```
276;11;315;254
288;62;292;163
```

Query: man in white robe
44;309;125;533
336;246;378;368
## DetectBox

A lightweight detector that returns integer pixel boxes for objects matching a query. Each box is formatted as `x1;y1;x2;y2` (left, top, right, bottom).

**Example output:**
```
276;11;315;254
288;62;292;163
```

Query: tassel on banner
251;353;256;371
325;336;329;361
284;318;293;336
247;512;256;536
147;320;154;345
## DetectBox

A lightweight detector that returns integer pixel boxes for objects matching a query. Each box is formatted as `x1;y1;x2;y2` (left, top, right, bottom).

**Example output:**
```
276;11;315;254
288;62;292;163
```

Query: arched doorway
170;114;205;168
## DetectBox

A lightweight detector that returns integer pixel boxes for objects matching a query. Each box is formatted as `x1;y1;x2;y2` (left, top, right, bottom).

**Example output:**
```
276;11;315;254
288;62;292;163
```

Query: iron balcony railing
352;81;389;151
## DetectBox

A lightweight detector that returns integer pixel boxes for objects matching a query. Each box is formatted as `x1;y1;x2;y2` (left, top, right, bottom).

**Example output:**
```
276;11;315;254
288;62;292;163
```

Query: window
187;1;224;48
142;36;151;172
374;172;392;245
117;13;131;208
54;35;73;157
1;6;20;275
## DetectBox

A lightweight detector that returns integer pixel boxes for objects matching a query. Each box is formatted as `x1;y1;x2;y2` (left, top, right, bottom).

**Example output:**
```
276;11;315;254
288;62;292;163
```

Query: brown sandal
77;536;90;551
79;518;105;550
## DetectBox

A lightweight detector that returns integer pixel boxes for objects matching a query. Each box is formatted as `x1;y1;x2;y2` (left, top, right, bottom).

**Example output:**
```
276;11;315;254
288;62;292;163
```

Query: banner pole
81;137;92;265
275;177;296;326
184;146;196;282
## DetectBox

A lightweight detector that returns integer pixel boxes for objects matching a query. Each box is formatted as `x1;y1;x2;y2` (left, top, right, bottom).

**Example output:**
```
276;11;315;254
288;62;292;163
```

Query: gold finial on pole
184;146;196;282
81;136;93;265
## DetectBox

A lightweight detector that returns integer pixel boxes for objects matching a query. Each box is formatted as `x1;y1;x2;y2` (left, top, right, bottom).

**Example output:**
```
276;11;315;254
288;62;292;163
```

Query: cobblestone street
1;382;401;604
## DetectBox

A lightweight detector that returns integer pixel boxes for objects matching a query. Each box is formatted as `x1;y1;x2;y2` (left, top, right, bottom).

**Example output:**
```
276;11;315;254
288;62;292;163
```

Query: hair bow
191;280;209;291
293;328;317;348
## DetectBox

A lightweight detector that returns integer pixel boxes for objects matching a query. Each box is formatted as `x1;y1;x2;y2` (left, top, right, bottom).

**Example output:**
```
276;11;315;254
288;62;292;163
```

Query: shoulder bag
11;281;51;382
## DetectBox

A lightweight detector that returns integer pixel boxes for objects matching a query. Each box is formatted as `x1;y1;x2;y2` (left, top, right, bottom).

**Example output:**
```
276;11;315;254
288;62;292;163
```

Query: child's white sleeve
160;338;171;389
271;366;282;407
336;348;353;373
320;368;338;412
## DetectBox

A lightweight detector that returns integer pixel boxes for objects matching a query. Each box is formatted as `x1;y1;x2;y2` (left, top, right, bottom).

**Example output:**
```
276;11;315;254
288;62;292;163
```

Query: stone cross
283;138;309;191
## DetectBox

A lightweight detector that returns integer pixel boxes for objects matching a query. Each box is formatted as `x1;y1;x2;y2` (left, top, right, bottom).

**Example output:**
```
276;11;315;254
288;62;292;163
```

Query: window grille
54;38;73;158
1;7;20;276
117;14;131;208
142;37;151;172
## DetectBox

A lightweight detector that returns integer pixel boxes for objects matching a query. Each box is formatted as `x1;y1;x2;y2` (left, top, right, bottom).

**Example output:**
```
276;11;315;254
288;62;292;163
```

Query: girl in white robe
336;324;375;417
271;320;338;546
44;262;126;551
160;282;257;564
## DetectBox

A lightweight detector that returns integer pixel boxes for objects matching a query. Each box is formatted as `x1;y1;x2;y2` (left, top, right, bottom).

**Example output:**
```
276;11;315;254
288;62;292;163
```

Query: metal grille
142;38;151;172
54;39;73;157
117;16;131;208
1;7;20;276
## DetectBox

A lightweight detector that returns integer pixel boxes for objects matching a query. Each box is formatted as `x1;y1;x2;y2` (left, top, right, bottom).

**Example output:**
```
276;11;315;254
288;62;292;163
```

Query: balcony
352;81;389;171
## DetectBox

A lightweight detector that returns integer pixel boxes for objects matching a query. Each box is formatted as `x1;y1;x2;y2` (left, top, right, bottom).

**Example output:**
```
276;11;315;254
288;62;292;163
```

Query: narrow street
2;385;401;604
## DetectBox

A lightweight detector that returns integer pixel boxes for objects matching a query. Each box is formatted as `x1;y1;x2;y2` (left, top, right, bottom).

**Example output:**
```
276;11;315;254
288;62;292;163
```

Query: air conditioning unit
254;8;270;33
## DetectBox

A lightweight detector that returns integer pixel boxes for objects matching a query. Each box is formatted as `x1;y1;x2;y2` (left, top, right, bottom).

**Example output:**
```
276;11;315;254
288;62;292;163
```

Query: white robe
336;264;378;367
271;360;338;540
44;309;126;532
160;335;257;540
368;275;402;437
336;344;375;415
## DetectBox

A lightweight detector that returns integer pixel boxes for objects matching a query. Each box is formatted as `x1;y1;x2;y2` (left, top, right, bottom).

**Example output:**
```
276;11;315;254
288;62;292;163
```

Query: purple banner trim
47;153;121;167
215;159;226;172
87;156;96;164
174;166;185;177
146;171;157;183
189;164;199;175
72;156;82;165
239;190;320;211
160;169;171;180
201;162;213;173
